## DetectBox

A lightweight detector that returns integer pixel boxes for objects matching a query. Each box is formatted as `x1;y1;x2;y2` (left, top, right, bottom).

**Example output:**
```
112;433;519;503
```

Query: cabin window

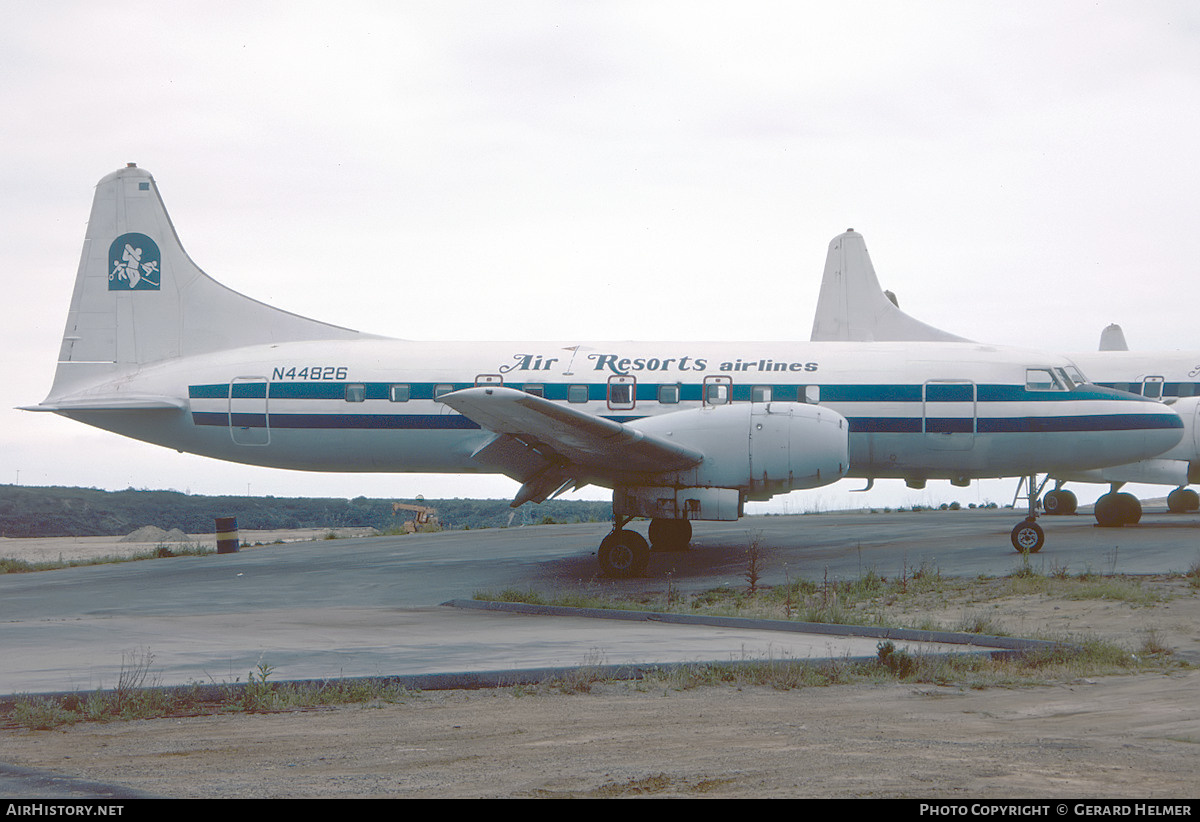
434;384;455;401
389;384;410;402
1025;368;1065;391
607;377;636;409
658;384;681;404
567;385;589;404
523;384;545;397
1143;376;1165;400
751;385;772;403
804;385;821;404
704;383;729;405
344;384;366;403
1177;383;1195;398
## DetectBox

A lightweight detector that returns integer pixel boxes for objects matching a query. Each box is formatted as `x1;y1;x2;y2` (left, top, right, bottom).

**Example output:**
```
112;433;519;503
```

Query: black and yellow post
215;516;240;554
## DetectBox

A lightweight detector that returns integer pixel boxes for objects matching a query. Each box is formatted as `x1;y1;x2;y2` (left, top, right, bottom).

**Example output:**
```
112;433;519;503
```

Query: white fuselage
58;338;1183;490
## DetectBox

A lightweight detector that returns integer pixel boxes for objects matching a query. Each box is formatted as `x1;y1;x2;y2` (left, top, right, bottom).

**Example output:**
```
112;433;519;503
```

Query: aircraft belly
849;429;1177;480
69;410;488;473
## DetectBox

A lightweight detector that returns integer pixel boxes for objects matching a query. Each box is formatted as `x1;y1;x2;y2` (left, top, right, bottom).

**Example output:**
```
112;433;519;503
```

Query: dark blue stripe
846;418;922;434
230;412;266;427
192;411;228;426
270;414;482;430
192;410;1178;434
978;414;1181;433
926;418;975;433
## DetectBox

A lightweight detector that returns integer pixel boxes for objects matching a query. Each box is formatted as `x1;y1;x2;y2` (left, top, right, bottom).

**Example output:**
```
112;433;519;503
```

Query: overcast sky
4;1;1199;511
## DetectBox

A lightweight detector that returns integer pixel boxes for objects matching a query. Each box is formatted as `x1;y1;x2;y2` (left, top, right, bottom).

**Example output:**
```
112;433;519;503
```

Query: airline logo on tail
108;233;160;290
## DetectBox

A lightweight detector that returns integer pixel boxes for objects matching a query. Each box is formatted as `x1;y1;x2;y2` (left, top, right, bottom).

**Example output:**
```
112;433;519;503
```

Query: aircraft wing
440;386;703;506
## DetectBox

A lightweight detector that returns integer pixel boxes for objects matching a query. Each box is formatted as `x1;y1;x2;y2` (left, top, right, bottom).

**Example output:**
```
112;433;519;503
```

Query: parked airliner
810;228;1200;528
23;167;1183;573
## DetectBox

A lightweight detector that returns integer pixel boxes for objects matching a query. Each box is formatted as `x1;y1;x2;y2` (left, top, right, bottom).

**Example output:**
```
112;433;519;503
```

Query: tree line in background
0;485;613;538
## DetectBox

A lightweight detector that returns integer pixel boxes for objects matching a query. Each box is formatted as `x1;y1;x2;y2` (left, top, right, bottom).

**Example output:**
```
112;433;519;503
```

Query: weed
12;696;79;730
743;531;766;594
1187;557;1200;590
1138;629;1174;658
876;640;916;677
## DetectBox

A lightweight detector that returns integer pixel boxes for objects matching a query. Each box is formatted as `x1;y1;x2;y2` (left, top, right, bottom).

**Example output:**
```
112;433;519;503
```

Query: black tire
1167;488;1199;513
1043;489;1076;516
1094;493;1123;527
598;529;650;578
648;518;692;552
1114;492;1142;525
1011;518;1044;553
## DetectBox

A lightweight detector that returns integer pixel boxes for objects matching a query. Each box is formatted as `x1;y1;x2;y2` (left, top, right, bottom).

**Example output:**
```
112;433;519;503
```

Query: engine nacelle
615;402;849;520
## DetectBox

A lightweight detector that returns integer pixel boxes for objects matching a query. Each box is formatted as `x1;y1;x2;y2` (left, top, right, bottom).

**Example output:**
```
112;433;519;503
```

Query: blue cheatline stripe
191;411;1178;434
189;381;1156;405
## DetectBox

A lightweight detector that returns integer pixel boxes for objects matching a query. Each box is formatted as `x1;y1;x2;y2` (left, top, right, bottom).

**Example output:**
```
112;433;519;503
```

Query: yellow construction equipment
392;502;440;533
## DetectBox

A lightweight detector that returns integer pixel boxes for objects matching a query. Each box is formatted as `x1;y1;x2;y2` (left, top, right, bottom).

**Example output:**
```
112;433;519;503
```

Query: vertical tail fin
47;165;371;399
1098;323;1129;351
810;229;969;343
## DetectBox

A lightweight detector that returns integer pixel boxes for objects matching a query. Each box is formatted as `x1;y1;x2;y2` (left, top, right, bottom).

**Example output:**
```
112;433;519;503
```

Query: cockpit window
1064;364;1088;386
1054;368;1076;390
1026;368;1066;391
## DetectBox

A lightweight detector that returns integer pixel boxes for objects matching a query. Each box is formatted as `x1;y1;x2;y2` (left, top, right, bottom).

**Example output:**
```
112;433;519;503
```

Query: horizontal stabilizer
20;396;186;412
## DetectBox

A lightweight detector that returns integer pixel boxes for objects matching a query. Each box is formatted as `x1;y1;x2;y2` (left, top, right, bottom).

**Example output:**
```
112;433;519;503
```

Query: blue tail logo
108;233;161;290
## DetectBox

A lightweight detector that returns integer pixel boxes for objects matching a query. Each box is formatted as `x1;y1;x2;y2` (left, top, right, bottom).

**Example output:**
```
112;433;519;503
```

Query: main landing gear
1093;486;1142;527
597;517;693;577
1046;482;1199;525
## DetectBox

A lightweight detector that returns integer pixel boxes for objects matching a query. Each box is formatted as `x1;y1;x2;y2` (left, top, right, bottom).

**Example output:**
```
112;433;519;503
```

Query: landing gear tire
1167;488;1200;514
1011;518;1044;553
598;529;650;578
1043;489;1077;516
1094;492;1142;527
648;518;692;552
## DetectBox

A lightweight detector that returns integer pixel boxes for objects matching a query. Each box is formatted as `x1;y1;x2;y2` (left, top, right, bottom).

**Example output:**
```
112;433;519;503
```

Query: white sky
3;1;1199;511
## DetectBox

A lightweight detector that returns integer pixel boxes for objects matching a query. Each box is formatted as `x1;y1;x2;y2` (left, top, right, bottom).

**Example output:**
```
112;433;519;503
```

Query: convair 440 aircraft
24;167;1183;574
810;228;1200;529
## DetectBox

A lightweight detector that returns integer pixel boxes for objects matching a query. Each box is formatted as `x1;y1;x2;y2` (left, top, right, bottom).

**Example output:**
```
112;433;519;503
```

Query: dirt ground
3;540;1199;798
